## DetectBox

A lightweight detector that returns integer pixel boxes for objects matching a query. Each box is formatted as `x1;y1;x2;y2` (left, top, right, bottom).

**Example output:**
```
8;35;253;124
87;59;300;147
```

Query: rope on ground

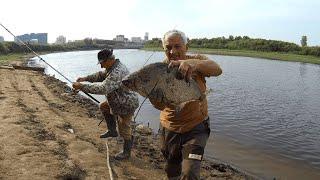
105;139;114;180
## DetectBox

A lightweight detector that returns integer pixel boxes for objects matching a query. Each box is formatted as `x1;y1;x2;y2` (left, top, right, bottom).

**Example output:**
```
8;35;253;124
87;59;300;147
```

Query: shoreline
0;57;253;179
44;72;254;179
3;47;320;67
142;47;320;65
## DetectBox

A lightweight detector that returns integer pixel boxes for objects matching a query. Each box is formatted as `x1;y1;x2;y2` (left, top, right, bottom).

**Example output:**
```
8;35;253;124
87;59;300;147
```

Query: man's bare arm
169;59;222;79
191;59;222;77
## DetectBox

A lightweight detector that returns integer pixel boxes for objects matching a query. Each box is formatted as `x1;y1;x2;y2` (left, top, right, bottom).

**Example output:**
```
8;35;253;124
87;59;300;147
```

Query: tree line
2;36;319;57
0;38;119;55
0;42;70;54
144;36;320;57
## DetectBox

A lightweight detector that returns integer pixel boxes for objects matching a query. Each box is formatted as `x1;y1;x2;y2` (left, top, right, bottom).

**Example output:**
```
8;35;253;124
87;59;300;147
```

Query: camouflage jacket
81;60;139;116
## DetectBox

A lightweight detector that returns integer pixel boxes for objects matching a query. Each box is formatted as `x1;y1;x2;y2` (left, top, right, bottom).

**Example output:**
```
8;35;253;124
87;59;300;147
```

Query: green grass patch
143;47;320;65
0;53;32;65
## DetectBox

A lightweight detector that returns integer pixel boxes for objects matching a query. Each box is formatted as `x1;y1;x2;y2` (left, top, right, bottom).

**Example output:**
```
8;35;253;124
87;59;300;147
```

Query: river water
31;49;320;179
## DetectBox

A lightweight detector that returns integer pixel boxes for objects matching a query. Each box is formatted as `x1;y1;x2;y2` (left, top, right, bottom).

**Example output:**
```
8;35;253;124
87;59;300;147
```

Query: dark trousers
160;118;210;180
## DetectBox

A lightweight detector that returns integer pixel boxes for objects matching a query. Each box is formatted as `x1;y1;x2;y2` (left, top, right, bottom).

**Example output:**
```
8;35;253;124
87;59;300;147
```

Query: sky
0;0;319;45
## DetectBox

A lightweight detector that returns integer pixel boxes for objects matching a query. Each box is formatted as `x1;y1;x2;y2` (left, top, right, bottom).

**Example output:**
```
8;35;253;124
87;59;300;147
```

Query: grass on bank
0;51;56;66
143;47;320;65
0;53;32;65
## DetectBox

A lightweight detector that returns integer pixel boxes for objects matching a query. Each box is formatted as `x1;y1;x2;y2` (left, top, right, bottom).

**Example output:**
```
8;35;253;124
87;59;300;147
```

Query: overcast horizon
1;0;319;46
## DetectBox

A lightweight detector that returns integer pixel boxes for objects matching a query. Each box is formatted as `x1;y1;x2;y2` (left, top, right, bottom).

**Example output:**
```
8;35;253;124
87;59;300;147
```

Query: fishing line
142;51;155;67
131;78;161;145
0;23;100;104
133;79;160;122
132;50;156;123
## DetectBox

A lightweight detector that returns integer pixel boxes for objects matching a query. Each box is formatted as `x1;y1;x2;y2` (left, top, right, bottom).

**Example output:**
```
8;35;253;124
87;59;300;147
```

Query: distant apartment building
113;35;125;42
15;33;48;44
0;36;4;42
131;37;142;43
144;32;149;41
55;35;66;44
29;39;39;44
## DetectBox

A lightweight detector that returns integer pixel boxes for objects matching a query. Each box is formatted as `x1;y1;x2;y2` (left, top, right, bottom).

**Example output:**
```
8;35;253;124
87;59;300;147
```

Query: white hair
162;30;188;47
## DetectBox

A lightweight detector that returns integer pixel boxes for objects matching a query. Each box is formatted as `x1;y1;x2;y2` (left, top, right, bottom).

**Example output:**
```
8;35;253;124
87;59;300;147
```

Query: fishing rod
0;23;100;104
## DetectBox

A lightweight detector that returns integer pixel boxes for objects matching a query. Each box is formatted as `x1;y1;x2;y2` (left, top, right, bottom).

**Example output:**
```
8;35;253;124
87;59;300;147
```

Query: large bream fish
121;62;205;110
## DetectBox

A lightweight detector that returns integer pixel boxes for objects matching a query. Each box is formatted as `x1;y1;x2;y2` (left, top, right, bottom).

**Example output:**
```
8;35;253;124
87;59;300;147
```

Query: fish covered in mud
121;62;205;110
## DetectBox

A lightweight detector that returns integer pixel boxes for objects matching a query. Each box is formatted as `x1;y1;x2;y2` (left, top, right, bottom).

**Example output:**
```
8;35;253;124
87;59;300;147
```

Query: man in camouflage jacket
73;49;139;160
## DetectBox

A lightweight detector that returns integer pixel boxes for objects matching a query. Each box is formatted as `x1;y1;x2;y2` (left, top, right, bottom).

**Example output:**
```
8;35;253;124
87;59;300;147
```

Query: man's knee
118;126;131;140
119;114;133;123
117;116;132;140
118;116;131;128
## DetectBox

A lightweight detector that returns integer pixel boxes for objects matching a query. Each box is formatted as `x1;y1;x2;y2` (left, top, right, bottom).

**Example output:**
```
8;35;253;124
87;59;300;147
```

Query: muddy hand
71;82;80;95
168;60;181;68
169;60;185;80
72;82;83;90
167;60;179;73
169;60;194;82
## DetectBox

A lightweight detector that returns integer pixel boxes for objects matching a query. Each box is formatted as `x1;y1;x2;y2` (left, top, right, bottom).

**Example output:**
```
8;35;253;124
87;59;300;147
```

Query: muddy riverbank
0;62;252;179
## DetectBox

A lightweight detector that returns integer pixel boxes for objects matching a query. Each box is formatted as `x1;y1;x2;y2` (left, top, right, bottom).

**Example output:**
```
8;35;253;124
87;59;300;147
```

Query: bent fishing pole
0;23;100;104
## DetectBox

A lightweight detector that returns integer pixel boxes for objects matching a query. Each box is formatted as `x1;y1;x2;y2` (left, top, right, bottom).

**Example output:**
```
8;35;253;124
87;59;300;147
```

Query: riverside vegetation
2;36;320;65
0;38;118;65
144;36;320;64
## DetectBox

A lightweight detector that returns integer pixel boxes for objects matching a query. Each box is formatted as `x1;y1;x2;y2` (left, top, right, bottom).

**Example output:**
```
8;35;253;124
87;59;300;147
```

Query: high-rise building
144;32;149;41
0;36;4;42
131;37;142;43
29;39;39;44
113;35;125;42
55;35;66;44
15;33;48;44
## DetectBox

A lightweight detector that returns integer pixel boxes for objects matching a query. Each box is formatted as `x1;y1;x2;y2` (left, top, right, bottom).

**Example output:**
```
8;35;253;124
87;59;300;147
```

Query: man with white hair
150;30;222;179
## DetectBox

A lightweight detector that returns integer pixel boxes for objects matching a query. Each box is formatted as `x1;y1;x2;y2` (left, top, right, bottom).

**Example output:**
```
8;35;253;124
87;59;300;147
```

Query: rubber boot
115;137;133;160
100;114;118;138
